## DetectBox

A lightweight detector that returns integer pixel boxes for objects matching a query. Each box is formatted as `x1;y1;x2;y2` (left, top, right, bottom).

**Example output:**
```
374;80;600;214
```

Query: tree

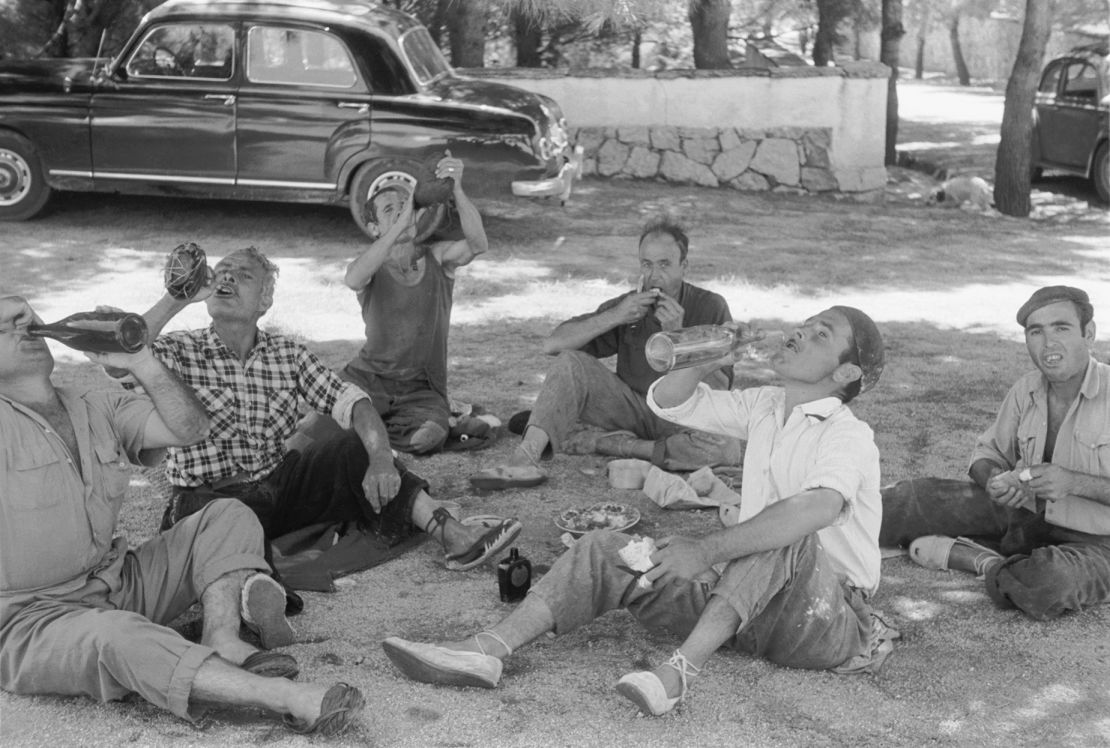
447;0;489;66
689;0;732;68
993;0;1052;216
880;0;905;165
812;0;854;65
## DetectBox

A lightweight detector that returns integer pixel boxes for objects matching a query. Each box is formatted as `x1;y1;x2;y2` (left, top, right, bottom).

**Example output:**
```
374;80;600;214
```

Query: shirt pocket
196;386;237;440
1016;421;1040;466
94;441;133;500
1074;429;1110;476
7;450;67;510
261;389;299;442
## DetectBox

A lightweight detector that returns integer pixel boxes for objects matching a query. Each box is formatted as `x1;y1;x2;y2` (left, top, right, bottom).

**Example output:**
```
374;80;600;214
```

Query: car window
247;26;358;88
345;32;412;96
1061;62;1099;103
400;27;451;85
126;24;235;80
1038;62;1063;95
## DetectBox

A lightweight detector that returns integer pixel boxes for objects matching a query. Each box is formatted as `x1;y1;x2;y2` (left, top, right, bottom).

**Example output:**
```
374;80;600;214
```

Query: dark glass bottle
497;547;532;603
28;311;148;354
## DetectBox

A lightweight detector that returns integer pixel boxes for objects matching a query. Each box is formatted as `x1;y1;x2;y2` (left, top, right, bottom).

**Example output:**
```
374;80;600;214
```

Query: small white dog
926;175;994;211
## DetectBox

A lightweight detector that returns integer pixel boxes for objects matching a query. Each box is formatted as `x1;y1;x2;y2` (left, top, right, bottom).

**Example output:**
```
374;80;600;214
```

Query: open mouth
213;283;235;298
1043;352;1063;365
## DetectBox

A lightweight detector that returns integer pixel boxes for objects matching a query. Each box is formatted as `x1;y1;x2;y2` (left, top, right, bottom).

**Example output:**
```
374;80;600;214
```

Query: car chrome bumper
511;145;583;202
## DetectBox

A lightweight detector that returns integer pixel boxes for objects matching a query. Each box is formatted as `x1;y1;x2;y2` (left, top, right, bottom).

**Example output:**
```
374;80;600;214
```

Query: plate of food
554;502;641;535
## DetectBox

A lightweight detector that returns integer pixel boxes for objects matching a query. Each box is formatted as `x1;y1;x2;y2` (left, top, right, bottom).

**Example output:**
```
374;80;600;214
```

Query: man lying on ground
881;286;1110;619
470;217;742;491
126;246;520;600
0;295;362;736
384;307;894;715
340;151;488;454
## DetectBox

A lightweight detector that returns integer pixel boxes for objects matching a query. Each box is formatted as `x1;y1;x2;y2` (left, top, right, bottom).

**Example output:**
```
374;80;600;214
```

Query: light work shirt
0;388;154;603
972;357;1110;536
647;382;882;594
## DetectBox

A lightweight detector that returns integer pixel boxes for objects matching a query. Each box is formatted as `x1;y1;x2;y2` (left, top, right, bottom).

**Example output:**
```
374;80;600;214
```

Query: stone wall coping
457;61;890;80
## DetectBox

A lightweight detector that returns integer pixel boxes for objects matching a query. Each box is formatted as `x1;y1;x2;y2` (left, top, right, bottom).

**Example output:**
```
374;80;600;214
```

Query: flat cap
1016;286;1092;326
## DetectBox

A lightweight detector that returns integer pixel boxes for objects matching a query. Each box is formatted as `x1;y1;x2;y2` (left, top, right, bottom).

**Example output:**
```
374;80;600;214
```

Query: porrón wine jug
28;311;148;354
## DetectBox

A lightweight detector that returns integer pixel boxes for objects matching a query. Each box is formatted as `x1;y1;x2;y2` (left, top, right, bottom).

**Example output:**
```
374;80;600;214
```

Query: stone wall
573;124;836;194
459;62;890;195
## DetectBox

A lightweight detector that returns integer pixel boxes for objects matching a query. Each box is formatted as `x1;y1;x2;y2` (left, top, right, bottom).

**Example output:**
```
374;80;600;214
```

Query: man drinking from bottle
470;216;741;491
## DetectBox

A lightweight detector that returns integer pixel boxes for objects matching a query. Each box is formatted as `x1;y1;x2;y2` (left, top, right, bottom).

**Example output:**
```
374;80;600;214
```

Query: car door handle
337;102;369;113
203;94;236;106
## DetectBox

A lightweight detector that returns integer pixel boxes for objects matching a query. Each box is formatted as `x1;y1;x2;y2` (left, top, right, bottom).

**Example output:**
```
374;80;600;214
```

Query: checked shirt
147;325;368;487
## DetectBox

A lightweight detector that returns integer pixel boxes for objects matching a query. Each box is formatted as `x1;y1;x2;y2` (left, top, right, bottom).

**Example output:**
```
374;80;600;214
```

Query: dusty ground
1;79;1108;747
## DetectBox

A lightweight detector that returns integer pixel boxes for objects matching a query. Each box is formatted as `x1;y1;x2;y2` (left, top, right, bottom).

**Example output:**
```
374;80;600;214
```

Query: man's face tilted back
637;232;686;298
205;251;273;324
771;308;856;387
0;296;53;382
1023;300;1093;385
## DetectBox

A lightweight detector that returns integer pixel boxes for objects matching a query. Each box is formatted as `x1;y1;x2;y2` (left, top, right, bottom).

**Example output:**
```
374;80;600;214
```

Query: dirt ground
1;79;1109;747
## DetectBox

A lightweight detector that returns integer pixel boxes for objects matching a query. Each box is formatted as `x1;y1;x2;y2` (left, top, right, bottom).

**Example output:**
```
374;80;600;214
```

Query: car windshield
399;27;451;86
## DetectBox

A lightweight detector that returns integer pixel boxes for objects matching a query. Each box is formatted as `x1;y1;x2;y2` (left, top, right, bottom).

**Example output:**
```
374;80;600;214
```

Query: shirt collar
203;324;269;359
1028;356;1099;400
795;396;844;422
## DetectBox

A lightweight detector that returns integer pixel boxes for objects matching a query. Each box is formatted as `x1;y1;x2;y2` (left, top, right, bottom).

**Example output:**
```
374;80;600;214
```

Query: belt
210;471;256;491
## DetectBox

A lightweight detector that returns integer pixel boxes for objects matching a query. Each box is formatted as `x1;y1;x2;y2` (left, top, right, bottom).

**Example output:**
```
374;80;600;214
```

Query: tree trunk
994;0;1053;217
631;27;641;69
813;0;838;67
881;0;905;166
64;0;110;58
512;6;542;67
948;14;970;85
914;34;925;78
447;0;486;68
689;0;731;69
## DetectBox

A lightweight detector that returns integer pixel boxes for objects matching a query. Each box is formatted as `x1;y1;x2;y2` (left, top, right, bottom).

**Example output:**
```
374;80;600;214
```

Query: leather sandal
445;518;523;571
241;650;299;680
382;636;503;688
241;573;296;649
284;682;365;736
615;649;700;716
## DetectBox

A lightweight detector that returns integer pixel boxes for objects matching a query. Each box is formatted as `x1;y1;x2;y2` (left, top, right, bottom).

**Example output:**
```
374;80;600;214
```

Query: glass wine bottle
28;311;149;354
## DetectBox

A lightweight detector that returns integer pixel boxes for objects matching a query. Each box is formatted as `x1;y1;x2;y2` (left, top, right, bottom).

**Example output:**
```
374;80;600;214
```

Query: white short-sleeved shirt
647;382;882;594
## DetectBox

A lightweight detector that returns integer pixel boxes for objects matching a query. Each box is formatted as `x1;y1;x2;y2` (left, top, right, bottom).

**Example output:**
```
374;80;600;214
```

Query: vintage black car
0;0;580;238
1032;41;1109;204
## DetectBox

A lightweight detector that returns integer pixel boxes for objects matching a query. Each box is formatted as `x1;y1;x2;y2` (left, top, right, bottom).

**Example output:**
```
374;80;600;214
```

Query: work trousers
529;350;743;470
530;530;871;671
880;478;1110;619
0;500;266;719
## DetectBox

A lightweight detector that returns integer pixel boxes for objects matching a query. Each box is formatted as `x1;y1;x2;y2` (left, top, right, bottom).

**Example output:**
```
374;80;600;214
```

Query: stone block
802;129;832;168
581;157;598;177
711;141;757;181
730;171;770;191
749;138;800;186
677;126;716;139
624;146;661;178
597;139;630;177
575;127;607;157
682;136;721;166
718;128;743;152
650;126;681;151
801;166;838;192
616;126;650;146
659;151;719;187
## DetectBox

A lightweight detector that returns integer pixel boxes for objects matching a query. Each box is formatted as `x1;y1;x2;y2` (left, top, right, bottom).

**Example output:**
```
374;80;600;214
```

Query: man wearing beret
881;286;1110;620
382;307;897;716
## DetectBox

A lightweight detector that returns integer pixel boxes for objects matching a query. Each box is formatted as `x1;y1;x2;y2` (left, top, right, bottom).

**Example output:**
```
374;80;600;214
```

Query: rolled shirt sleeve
646;380;752;440
295;347;371;430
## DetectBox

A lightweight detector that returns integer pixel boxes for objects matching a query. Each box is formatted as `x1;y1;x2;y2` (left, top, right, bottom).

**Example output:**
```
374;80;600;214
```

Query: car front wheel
1092;141;1109;205
0;132;52;220
348;158;448;243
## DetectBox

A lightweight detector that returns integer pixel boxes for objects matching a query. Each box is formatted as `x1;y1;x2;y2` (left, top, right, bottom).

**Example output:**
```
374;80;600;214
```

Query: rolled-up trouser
529;530;870;671
528;350;743;470
880;477;1110;619
0;499;268;719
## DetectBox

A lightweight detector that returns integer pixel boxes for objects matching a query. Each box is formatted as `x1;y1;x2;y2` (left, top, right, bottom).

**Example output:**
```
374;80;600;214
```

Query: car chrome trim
49;169;95;178
236;178;337;189
92;172;237;185
511;145;583;202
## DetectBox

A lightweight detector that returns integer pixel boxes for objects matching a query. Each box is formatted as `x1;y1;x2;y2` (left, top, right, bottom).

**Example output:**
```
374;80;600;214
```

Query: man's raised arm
544;292;657;355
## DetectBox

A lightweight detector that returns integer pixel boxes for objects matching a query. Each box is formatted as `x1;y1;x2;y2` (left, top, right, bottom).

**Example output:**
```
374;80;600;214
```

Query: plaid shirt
148;326;366;487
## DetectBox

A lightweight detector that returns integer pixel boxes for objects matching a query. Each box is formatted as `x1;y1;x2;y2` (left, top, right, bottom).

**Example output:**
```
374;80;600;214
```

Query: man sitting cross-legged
881;286;1110;620
470;217;742;491
384;307;894;715
126;246;520;592
0;295;362;736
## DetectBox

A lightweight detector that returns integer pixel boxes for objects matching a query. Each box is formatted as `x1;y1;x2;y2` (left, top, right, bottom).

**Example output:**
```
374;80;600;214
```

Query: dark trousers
163;431;428;545
880;478;1110;620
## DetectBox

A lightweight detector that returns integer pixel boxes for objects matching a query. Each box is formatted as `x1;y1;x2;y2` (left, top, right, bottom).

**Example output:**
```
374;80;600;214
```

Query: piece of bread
618;536;657;573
